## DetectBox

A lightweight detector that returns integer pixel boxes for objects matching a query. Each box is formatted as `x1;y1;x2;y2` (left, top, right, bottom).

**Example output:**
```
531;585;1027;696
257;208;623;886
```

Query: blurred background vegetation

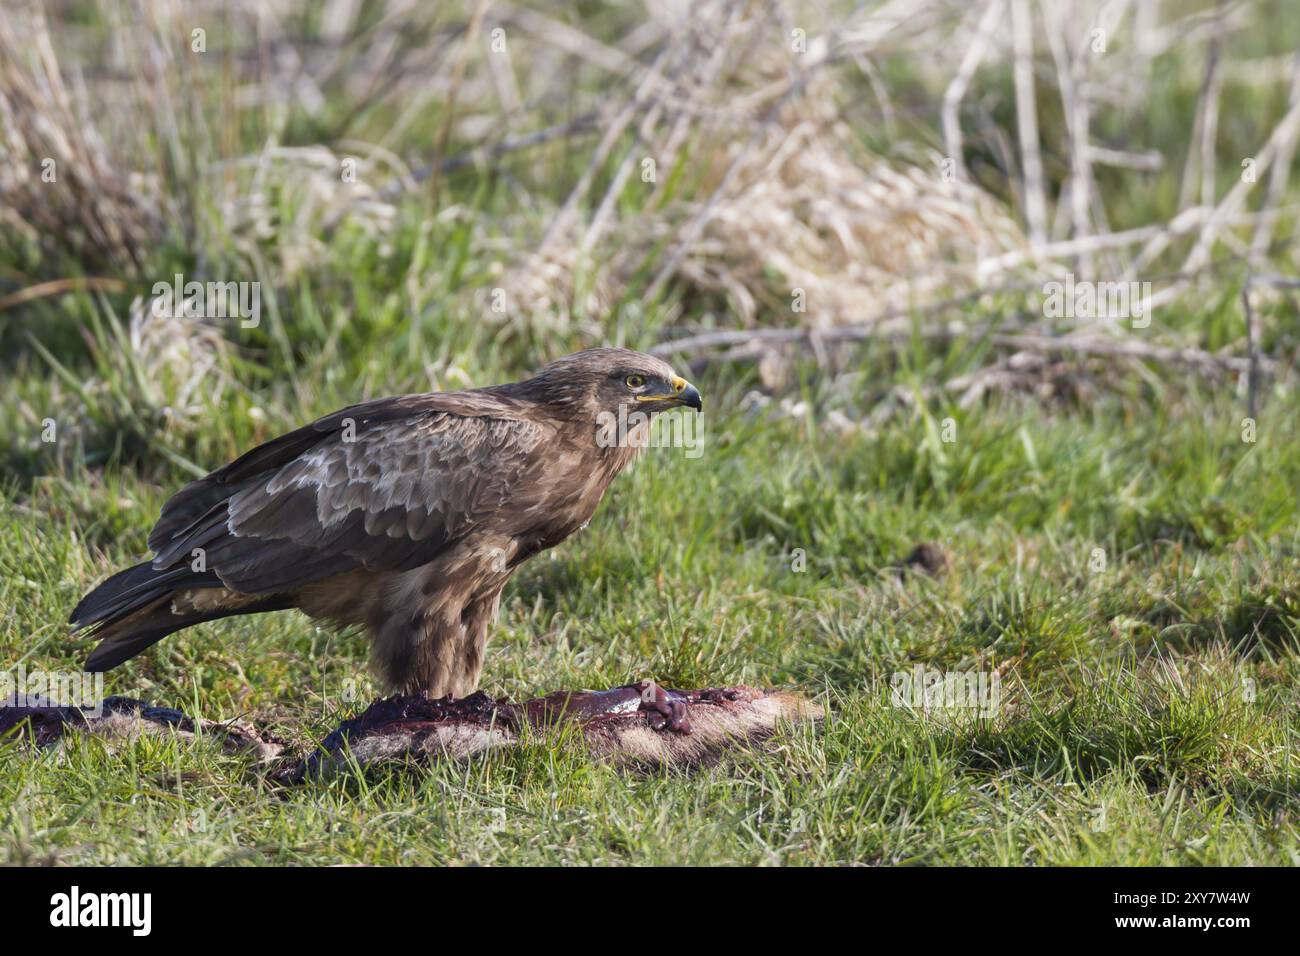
2;0;1297;481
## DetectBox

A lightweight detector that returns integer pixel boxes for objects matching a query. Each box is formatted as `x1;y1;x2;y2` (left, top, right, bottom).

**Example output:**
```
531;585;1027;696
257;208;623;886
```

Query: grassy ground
4;359;1299;865
2;1;1299;865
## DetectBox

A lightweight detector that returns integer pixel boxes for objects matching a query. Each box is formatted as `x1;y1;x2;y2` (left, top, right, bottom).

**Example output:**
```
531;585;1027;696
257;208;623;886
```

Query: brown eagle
70;348;701;699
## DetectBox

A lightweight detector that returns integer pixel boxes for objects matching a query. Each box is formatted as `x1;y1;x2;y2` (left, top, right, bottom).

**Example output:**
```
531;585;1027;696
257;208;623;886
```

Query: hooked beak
676;377;703;411
636;375;702;411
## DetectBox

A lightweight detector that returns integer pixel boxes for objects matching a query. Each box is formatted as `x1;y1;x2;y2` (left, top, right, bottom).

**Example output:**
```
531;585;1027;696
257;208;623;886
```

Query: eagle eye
624;374;645;389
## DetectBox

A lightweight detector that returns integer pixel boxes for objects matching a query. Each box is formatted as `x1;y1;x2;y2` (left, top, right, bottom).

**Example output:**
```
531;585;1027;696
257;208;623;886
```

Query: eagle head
523;347;702;421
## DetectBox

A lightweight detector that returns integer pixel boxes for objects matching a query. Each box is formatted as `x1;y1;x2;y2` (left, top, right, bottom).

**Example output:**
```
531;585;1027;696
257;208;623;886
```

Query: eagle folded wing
146;405;549;595
147;395;437;554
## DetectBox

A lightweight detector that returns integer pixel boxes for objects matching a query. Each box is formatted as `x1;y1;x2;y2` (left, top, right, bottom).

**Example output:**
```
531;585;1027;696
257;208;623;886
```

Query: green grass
3;372;1299;865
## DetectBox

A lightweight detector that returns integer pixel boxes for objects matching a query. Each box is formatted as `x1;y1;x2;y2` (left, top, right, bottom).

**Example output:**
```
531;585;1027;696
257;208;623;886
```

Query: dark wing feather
149;394;440;555
147;400;550;595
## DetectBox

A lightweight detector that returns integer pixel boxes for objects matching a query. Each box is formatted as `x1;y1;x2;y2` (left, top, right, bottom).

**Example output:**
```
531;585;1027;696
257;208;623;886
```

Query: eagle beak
635;375;703;410
671;375;702;411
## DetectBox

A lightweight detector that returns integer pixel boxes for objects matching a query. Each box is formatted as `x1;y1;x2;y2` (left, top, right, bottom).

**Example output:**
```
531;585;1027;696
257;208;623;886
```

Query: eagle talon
635;680;693;735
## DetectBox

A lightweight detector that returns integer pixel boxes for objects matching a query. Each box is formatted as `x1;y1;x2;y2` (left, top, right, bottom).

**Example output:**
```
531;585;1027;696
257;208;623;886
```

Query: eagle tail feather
71;561;291;672
70;561;226;629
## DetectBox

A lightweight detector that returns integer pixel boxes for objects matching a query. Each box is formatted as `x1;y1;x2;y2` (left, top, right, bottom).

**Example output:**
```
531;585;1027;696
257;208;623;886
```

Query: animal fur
284;683;824;779
0;694;283;761
0;685;823;778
